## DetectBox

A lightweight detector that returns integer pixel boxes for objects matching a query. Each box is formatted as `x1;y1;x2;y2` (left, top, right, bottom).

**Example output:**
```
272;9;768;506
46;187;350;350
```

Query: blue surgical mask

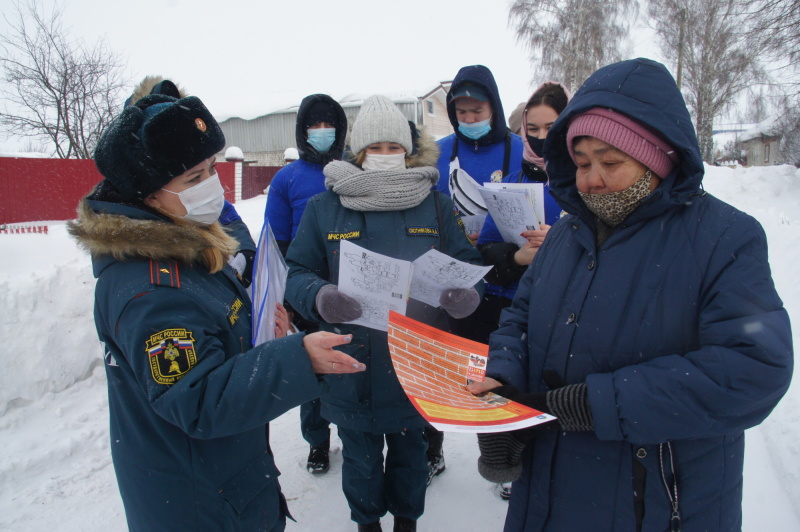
307;127;336;154
458;119;492;140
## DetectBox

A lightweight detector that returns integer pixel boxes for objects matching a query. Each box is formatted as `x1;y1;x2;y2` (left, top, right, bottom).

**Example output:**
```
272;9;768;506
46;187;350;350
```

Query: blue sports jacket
434;65;523;199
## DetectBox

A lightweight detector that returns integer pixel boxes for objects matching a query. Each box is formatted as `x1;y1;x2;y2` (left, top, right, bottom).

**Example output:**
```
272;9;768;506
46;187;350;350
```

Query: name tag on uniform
406;226;439;237
327;230;361;241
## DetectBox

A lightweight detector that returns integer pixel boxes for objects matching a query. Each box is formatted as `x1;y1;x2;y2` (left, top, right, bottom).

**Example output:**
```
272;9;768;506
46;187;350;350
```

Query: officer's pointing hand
303;331;366;374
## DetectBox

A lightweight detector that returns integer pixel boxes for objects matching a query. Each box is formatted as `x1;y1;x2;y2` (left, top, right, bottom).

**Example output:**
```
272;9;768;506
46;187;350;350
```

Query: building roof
740;116;781;142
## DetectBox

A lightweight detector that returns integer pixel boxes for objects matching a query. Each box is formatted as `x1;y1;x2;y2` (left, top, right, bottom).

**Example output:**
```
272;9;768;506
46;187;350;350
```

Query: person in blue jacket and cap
435;64;524;232
468;58;793;532
68;91;366;532
429;63;526;483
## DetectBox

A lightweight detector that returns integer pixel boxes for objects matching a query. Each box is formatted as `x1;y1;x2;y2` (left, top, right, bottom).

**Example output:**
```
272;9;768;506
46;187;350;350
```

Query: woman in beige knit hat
285;95;484;532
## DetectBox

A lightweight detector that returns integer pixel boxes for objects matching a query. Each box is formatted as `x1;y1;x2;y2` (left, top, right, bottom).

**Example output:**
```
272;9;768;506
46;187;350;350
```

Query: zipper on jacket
632;451;647;532
659;442;681;532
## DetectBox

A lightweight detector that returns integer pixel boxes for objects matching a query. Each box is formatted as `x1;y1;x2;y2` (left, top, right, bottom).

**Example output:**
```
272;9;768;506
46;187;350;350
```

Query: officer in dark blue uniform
68;92;365;532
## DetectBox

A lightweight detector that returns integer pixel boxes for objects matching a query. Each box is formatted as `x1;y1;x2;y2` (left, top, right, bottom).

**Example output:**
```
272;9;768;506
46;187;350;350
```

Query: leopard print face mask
578;170;653;227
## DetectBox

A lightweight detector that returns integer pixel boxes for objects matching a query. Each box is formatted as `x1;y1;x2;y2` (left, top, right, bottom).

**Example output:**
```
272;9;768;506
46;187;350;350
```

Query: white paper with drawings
409;249;493;308
478;187;540;248
337;240;413;332
484;182;546;228
460;213;487;236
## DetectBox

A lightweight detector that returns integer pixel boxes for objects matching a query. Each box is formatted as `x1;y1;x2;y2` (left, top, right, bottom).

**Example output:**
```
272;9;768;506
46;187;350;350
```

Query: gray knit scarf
323;160;438;212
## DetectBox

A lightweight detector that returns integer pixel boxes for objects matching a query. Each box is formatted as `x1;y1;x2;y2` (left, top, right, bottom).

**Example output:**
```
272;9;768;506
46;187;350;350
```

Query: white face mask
362;152;407;172
162;174;225;225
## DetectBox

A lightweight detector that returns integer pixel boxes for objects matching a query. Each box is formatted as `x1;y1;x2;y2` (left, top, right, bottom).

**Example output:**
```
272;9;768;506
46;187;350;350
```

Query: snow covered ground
1;163;798;531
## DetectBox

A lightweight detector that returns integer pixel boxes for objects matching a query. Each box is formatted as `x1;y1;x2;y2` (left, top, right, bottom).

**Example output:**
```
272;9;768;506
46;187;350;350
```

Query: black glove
493;381;594;435
490;385;556;443
439;287;480;319
315;284;362;323
477;432;526;483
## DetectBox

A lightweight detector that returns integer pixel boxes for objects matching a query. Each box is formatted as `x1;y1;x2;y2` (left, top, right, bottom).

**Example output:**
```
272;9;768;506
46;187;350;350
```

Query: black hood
295;94;347;165
446;65;509;147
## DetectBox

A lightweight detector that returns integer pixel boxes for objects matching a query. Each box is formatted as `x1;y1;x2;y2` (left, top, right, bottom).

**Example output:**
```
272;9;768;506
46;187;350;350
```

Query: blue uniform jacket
434;65;523;196
487;58;793;532
285;191;483;434
69;193;327;532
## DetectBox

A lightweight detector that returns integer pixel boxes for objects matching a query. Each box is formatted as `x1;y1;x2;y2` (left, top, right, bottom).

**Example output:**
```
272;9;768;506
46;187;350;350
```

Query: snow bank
1;164;798;530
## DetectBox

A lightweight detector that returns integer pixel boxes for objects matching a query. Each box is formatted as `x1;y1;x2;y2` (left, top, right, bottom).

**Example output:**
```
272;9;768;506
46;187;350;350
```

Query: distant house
217;83;454;166
739;117;787;167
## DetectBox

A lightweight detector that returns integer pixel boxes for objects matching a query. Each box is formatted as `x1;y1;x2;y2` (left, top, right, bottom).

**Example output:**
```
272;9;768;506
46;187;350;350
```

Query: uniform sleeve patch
406;226;439;237
146;329;197;385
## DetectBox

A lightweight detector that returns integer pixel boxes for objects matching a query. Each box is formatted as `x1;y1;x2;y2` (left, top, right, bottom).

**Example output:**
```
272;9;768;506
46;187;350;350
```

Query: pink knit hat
567;108;680;178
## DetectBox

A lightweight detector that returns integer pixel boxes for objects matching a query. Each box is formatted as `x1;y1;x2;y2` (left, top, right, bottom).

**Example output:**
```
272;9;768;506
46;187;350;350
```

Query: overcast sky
0;0;661;152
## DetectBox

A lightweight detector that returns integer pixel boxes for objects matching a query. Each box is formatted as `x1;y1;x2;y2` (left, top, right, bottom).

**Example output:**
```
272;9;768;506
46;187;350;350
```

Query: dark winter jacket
68;186;326;532
266;94;347;255
220;200;257;254
285;132;483;434
477;168;562;299
487;58;793;532
435;65;523;197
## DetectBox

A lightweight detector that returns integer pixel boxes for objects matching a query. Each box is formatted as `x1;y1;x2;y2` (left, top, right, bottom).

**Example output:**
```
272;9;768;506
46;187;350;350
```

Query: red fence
242;166;280;200
0;157;239;224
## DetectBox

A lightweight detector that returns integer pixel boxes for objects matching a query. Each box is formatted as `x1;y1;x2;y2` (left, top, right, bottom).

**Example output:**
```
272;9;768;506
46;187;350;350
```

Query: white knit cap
350;95;413;155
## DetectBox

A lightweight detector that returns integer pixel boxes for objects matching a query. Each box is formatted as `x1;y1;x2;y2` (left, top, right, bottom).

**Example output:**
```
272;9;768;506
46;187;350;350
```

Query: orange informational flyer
387;311;556;433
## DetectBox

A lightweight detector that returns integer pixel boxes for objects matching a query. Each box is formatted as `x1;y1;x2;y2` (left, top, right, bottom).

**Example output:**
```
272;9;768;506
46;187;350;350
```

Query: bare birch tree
0;1;127;158
508;0;637;92
648;0;768;162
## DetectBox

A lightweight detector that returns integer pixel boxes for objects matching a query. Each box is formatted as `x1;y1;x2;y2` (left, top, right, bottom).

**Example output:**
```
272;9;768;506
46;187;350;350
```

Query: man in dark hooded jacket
435;65;523;230
469;58;793;532
429;66;525;482
264;93;348;475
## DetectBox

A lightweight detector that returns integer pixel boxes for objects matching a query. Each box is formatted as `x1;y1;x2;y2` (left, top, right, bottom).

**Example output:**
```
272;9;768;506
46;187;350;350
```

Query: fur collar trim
68;199;238;264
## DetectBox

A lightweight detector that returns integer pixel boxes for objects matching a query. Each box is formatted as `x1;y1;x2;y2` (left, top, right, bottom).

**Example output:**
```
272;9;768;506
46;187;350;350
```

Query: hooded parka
265;94;348;255
434;65;523;198
487;58;793;532
69;185;327;532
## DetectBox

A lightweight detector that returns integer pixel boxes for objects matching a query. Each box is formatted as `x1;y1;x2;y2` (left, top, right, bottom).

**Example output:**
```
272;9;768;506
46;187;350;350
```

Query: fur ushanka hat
94;94;225;201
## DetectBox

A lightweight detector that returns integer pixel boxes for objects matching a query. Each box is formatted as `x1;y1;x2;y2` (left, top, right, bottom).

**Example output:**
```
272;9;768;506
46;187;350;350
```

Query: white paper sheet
478;186;541;247
251;223;287;346
460;213;487;236
484;182;546;228
337;240;413;332
409;249;493;308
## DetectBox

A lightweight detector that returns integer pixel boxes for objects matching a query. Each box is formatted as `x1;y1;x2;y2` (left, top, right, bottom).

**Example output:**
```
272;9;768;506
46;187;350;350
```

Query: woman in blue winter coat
468;58;793;532
68;93;365;532
285;95;483;532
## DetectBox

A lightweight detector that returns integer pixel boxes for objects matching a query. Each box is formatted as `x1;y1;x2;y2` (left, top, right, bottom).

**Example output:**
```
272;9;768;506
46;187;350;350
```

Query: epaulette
149;259;181;288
